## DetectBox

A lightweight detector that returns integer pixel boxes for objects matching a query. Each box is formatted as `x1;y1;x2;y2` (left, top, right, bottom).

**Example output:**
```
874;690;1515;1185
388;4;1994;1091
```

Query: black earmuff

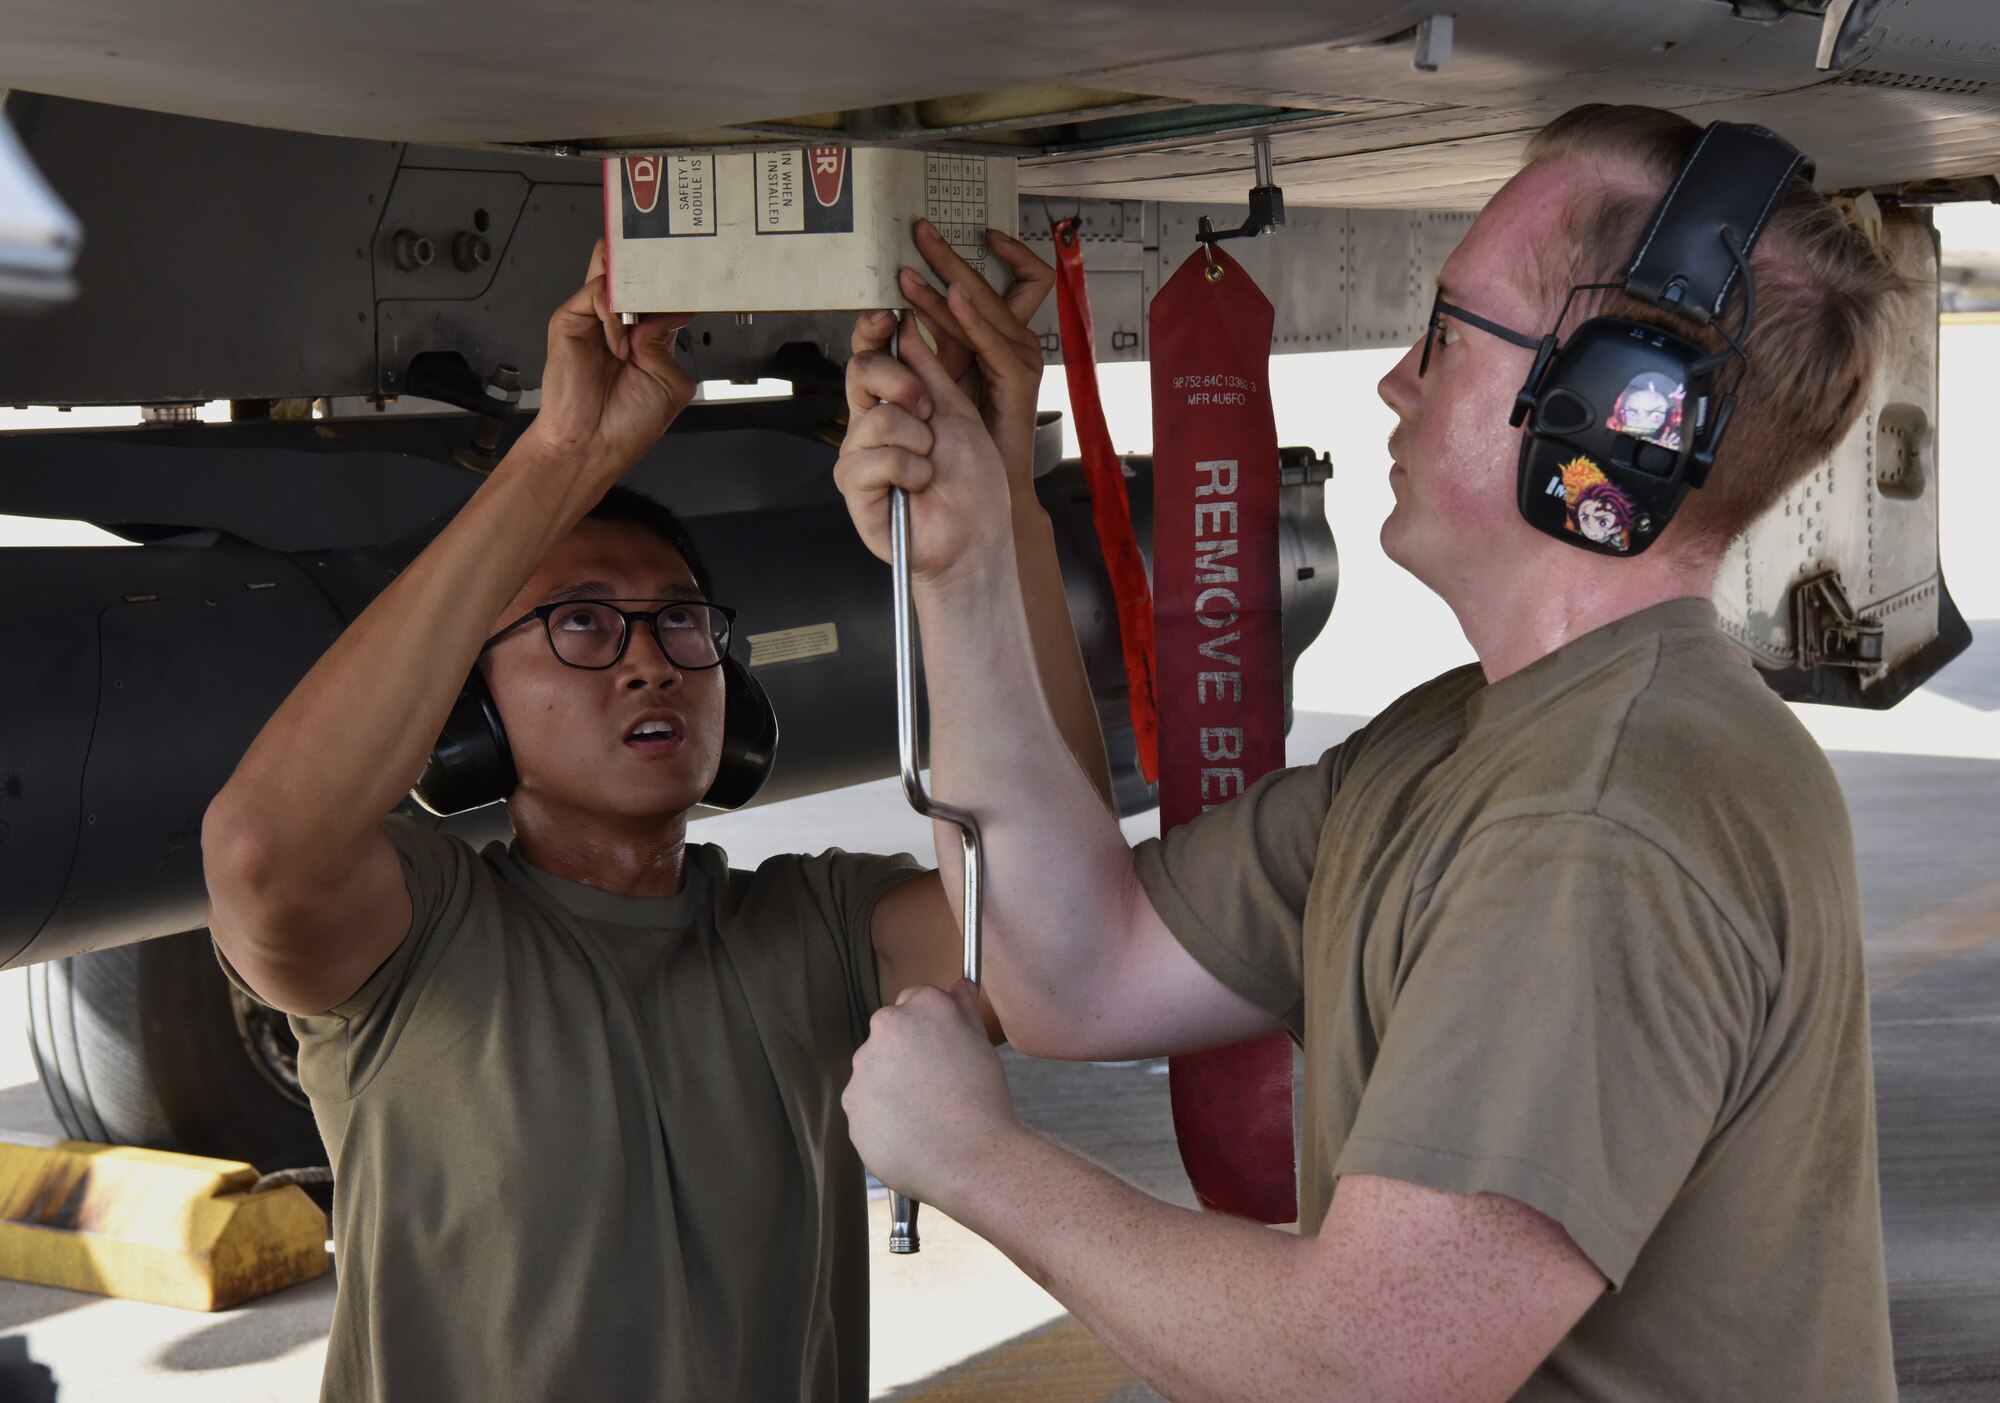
411;670;517;817
410;655;779;817
1510;121;1812;557
702;655;781;811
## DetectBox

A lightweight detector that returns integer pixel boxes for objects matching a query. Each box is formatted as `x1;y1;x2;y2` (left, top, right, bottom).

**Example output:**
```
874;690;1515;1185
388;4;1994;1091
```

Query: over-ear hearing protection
410;654;779;816
1509;122;1812;557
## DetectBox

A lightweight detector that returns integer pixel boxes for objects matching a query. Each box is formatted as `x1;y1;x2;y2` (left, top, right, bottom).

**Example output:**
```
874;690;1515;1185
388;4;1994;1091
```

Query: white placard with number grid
925;155;989;271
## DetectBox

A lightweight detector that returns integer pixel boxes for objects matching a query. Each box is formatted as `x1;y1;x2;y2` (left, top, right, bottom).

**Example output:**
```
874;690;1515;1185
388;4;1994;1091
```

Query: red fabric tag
1051;216;1160;784
1149;243;1298;1224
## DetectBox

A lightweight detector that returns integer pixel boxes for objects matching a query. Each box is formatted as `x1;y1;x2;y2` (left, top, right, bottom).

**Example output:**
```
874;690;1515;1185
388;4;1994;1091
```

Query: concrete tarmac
1;681;1996;1399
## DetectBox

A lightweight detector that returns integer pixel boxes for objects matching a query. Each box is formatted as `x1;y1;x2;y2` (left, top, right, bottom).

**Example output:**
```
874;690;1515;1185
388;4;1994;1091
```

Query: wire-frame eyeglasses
1418;288;1547;378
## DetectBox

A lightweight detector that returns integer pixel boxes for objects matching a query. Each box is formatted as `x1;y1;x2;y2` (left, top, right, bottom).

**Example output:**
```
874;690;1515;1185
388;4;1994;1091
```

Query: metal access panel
1017;199;1467;364
371;160;601;400
1154;205;1471;356
1015;199;1152;363
1715;210;1970;707
0;93;603;407
2;92;398;404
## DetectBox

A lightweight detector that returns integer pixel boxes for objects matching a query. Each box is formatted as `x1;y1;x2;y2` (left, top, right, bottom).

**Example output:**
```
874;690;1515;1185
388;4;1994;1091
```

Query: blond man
835;105;1905;1402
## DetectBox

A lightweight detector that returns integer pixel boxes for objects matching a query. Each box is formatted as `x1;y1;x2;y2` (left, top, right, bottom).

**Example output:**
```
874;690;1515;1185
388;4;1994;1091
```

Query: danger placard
808;146;847;208
628;156;663;215
604;146;1018;314
757;148;854;235
621;155;716;238
667;156;715;235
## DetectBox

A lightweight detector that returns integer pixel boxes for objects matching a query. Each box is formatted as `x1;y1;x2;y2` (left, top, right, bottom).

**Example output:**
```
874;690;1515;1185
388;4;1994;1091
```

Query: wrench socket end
889;1192;921;1254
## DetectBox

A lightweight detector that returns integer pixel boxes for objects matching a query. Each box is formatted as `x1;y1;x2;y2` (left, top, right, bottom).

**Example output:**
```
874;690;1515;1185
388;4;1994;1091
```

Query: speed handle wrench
886;470;985;1255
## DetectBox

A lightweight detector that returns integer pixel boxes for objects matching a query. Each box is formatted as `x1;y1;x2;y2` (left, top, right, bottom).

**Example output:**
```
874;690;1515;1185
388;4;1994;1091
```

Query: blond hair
1522;105;1908;552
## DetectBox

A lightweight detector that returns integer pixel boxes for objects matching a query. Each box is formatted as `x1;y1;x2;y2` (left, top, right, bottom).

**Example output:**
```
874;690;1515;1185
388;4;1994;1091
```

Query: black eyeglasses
484;599;735;671
1420;289;1546;377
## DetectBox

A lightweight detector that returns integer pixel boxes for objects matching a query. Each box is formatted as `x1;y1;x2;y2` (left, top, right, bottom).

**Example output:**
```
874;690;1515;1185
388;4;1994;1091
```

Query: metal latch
402;352;524;472
1790;570;1885;670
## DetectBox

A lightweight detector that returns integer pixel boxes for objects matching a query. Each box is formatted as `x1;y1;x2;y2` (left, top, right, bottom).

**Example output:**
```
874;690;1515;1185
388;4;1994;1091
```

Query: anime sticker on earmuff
1560;458;1638;553
1606;371;1685;451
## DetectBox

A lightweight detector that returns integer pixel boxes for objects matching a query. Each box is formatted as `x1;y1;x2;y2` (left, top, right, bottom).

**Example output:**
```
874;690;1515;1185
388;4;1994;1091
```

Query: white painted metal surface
606;148;1018;314
3;3;1998;209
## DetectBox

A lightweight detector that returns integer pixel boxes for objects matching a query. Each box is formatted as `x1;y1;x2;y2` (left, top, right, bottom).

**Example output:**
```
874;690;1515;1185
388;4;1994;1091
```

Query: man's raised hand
835;311;1013;585
885;221;1054;492
521;238;697;486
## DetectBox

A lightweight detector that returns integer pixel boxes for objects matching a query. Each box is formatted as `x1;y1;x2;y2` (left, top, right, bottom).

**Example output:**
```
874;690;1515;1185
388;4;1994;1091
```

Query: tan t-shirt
224;826;922;1403
1133;598;1895;1401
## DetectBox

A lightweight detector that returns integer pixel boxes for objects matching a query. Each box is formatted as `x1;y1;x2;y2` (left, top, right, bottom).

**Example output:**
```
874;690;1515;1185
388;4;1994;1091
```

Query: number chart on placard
925;155;989;270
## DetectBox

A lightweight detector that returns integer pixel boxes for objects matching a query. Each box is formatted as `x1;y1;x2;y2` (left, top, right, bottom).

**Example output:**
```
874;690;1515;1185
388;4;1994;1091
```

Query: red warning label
626;157;662;215
809;147;846;208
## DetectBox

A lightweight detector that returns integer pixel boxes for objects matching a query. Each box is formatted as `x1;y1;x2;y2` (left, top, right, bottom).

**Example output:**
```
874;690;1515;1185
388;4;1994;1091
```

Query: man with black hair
201;221;1105;1402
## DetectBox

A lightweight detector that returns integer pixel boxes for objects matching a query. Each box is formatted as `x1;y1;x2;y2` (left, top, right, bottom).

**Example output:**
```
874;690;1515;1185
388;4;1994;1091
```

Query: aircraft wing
1;0;1997;208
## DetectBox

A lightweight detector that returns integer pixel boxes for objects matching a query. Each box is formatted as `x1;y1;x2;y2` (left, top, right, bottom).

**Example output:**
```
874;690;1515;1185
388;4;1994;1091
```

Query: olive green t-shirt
230;828;922;1403
1133;598;1895;1401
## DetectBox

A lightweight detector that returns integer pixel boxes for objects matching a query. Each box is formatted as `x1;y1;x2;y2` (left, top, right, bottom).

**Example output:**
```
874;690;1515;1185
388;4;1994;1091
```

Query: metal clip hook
1040;195;1085;245
1194;134;1285;267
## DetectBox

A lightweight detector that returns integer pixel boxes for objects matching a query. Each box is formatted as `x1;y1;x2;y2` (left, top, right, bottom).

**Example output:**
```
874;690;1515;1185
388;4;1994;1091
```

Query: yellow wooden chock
0;1132;328;1311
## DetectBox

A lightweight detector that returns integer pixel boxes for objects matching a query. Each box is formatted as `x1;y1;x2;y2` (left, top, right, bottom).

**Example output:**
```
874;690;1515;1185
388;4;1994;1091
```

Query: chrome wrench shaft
886;482;983;1255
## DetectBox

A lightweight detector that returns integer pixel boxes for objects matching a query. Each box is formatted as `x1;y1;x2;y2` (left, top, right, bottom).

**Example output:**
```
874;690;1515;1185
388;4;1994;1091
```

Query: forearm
1010;501;1114;810
918;540;1140;1041
207;440;597;873
945;1128;1340;1403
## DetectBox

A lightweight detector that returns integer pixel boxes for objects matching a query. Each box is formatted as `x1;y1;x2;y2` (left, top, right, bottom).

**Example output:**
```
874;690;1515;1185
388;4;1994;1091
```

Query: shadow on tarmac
150;1274;335;1372
1921;618;1998;711
0;1285;90;1338
0;1086;56;1141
